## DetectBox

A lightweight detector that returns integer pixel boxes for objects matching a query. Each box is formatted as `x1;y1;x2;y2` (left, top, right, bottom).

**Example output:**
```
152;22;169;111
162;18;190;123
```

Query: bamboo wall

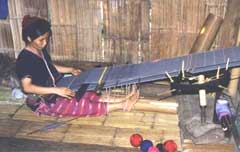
103;0;150;63
0;20;14;57
7;0;48;57
0;0;228;63
150;0;227;60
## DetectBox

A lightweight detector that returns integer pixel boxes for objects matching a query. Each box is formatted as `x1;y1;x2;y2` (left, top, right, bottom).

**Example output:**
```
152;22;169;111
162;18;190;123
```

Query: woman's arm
21;77;75;99
54;64;81;75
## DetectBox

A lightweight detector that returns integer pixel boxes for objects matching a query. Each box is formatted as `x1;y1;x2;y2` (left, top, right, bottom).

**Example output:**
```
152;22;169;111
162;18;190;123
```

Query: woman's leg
99;87;136;103
107;89;140;112
107;91;176;114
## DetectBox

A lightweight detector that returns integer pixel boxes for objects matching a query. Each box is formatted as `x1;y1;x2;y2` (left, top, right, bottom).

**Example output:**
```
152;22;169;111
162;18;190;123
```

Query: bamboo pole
189;13;223;53
228;22;240;102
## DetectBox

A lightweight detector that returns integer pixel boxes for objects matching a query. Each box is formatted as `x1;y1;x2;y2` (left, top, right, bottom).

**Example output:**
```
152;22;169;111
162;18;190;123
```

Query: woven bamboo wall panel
218;0;240;48
49;0;104;62
150;0;227;60
8;0;48;57
48;0;76;25
0;22;14;55
151;0;178;30
48;0;77;61
151;30;178;60
50;26;77;61
104;0;148;40
0;0;229;63
49;0;228;62
103;0;150;63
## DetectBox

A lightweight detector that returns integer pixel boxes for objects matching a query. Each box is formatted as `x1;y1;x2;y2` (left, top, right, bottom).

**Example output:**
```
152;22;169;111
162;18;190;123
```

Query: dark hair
22;15;52;43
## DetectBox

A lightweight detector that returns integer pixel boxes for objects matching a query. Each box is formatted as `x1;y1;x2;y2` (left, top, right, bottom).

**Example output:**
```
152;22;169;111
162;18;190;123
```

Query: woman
16;15;139;117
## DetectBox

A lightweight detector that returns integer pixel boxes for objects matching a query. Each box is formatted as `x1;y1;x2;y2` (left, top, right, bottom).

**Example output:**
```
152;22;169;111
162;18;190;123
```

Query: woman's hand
54;87;76;99
71;68;81;75
20;77;76;100
54;64;81;75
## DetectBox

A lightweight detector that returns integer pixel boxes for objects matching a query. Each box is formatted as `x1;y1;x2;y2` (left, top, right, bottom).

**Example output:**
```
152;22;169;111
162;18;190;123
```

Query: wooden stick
216;66;220;79
27;117;79;135
165;71;174;83
182;60;185;79
226;58;229;70
98;67;108;84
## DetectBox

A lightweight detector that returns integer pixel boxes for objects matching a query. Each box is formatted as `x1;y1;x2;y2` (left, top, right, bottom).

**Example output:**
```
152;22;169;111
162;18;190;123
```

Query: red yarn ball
130;133;143;147
148;146;160;152
163;140;177;152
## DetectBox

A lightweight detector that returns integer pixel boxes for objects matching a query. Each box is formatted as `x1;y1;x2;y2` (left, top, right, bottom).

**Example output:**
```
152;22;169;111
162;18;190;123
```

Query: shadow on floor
0;137;139;152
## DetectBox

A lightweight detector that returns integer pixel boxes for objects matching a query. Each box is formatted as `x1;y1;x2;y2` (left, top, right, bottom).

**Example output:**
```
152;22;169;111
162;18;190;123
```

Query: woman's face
30;32;49;51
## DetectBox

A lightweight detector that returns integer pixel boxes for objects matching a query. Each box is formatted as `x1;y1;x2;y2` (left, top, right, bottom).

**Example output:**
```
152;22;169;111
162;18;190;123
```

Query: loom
56;46;240;134
56;46;240;91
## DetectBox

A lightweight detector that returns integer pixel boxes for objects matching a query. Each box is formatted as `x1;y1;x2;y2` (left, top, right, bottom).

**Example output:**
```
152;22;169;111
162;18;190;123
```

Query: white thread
42;53;56;87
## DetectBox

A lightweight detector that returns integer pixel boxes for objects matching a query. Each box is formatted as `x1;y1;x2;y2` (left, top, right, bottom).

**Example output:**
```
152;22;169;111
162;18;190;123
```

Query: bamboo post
228;23;240;103
190;13;223;53
189;13;223;123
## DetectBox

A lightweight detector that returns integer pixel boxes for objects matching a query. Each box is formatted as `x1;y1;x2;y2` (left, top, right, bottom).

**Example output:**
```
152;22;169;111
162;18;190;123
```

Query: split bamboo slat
48;0;77;61
0;112;13;119
103;0;149;63
182;140;233;152
104;111;154;129
13;104;56;122
2;0;229;62
0;119;24;137
16;121;67;142
8;0;23;57
75;0;103;62
60;115;106;126
2;96;181;149
0;104;21;115
63;125;116;146
150;0;226;60
0;21;14;55
154;112;179;130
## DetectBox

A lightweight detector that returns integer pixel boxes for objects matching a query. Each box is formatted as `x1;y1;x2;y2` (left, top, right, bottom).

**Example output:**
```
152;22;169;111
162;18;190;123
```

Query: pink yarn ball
148;146;160;152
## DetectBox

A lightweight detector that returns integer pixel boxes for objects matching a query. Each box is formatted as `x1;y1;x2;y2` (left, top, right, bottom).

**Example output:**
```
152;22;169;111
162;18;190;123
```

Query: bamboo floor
0;87;234;151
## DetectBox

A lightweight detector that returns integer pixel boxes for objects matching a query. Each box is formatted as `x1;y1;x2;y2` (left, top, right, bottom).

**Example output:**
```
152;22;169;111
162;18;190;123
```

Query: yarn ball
140;140;153;152
130;133;143;147
11;88;25;99
148;146;160;152
163;140;177;152
160;149;167;152
156;143;163;151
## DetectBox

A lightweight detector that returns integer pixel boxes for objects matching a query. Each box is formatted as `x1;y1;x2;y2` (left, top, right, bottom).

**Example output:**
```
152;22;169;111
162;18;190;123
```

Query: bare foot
123;89;139;112
121;85;136;109
126;85;137;97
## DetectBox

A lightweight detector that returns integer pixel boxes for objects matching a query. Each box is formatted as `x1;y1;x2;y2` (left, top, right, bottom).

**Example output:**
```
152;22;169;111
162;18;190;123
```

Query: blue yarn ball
140;140;153;152
160;149;167;152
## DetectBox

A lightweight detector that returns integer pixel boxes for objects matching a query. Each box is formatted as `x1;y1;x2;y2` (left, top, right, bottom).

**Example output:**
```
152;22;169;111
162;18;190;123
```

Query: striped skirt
26;91;108;117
